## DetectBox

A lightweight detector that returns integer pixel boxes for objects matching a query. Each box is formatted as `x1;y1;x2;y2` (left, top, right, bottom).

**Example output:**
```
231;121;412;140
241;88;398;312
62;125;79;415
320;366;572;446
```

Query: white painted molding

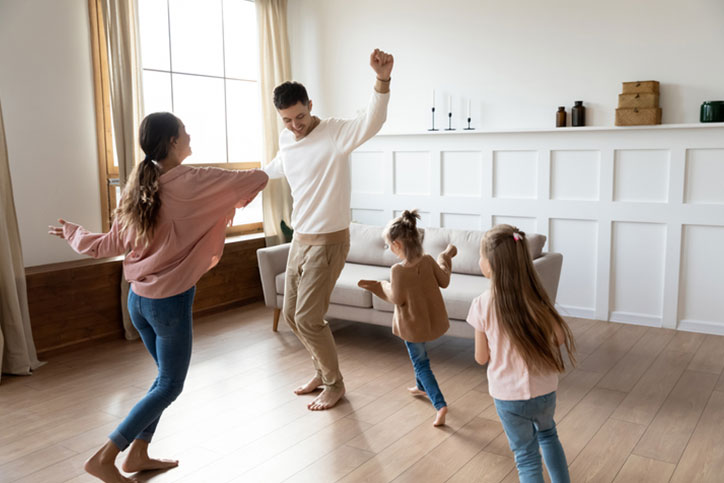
352;124;724;334
377;123;724;137
678;319;724;336
556;305;596;320
609;311;663;328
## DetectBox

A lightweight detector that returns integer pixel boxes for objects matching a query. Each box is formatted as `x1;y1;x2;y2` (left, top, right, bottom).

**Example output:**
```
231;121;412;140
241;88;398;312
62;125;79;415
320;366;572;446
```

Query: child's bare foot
433;406;448;427
407;386;426;397
294;375;323;395
85;444;138;483
308;386;345;410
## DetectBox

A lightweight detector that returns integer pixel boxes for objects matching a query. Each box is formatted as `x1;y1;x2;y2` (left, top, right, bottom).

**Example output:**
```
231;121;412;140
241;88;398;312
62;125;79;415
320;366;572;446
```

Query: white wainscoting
350;124;724;335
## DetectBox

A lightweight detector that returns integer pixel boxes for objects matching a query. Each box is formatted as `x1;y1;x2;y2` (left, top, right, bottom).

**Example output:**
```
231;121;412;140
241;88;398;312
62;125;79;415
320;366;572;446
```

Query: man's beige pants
283;236;350;391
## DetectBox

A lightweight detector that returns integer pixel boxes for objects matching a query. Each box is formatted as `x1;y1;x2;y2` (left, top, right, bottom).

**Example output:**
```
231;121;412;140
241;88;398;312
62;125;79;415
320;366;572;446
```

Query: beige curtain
257;0;293;245
0;100;43;382
100;0;144;339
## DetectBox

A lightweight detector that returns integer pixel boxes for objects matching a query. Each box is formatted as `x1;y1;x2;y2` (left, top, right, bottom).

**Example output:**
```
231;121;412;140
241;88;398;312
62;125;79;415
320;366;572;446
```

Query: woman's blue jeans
404;341;446;410
494;391;570;483
109;286;195;451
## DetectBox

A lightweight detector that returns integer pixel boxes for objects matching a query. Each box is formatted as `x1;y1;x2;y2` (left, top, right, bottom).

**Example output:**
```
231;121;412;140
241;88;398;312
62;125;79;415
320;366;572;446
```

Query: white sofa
256;223;563;338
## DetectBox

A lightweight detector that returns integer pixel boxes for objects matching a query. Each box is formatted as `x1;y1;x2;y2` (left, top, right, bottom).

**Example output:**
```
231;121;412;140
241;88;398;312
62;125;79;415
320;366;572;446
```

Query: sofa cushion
371;294;395;313
275;272;285;295
275;263;391;309
422;226;547;275
442;273;491;320
526;233;546;259
422;227;484;275
347;223;398;267
372;271;491;321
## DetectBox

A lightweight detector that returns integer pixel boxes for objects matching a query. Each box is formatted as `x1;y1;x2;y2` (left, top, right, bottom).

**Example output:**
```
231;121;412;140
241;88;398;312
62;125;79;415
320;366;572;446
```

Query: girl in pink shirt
48;112;267;483
466;224;576;483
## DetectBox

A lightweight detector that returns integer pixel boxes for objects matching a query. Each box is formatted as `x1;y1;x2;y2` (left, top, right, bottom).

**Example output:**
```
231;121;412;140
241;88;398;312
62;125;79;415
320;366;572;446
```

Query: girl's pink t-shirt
63;165;268;299
466;290;559;401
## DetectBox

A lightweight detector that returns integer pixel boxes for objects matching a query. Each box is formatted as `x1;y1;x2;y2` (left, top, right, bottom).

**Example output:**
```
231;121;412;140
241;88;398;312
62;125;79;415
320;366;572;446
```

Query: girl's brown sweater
366;250;454;343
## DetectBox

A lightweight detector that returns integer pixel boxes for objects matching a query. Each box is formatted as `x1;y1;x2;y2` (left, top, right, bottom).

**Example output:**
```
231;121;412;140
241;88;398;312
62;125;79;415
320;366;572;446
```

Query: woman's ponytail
115;112;179;247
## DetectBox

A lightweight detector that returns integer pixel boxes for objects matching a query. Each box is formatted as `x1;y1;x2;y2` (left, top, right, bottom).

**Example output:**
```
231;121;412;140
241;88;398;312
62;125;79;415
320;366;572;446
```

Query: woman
49;112;268;483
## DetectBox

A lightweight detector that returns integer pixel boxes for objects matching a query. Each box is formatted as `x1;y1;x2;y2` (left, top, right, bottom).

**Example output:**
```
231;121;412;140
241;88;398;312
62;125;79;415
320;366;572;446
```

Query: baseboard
194;296;264;320
556;305;596;320
677;319;724;336
609;311;663;328
37;331;123;359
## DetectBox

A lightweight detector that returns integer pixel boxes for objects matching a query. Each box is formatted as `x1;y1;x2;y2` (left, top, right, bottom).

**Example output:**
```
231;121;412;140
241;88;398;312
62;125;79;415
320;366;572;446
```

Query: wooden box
618;92;659;108
622;80;660;94
615;107;662;126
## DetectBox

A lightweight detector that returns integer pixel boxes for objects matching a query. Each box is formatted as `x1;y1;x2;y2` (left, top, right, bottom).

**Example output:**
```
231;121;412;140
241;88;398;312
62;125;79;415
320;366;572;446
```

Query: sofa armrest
533;252;563;303
256;243;291;309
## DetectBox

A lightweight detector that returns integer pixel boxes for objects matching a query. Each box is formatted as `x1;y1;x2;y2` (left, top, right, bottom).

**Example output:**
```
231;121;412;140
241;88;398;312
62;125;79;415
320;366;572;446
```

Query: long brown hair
482;224;576;373
115;112;179;247
384;209;424;261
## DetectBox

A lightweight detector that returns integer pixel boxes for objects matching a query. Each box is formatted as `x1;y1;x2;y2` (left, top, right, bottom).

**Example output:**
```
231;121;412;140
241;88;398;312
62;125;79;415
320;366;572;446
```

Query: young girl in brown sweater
358;210;457;426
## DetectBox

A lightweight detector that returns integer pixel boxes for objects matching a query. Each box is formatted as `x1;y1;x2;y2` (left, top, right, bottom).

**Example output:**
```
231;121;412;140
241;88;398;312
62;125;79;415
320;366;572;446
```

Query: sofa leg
272;308;281;332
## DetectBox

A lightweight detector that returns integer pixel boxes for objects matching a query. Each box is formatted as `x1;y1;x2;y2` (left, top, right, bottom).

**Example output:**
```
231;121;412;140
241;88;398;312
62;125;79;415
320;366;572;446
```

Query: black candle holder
464;117;475;130
428;107;438;131
445;111;455;131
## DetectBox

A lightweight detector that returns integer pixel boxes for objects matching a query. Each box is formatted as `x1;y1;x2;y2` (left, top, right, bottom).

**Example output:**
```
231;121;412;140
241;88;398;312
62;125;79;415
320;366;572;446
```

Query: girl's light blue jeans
109;286;195;451
494;391;570;483
404;341;447;410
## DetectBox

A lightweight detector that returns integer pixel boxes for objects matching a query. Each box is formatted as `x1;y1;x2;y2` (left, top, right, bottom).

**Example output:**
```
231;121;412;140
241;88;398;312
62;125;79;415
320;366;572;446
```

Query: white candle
432;89;435;108
467;99;471;119
448;95;452;113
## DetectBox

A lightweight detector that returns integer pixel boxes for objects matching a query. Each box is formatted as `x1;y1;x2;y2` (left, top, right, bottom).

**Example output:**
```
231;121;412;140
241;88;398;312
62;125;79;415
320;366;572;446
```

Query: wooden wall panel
25;238;266;356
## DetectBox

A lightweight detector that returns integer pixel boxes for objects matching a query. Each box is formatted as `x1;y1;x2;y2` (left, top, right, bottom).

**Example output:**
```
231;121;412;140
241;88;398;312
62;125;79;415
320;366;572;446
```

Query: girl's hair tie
513;233;521;242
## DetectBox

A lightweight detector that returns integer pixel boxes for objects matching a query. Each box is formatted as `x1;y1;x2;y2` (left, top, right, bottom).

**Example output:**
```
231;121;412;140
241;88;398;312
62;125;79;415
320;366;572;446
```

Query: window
89;0;263;235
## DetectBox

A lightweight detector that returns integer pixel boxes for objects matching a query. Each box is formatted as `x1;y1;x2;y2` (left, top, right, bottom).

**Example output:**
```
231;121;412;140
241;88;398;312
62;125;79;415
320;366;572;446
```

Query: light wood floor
2;302;724;483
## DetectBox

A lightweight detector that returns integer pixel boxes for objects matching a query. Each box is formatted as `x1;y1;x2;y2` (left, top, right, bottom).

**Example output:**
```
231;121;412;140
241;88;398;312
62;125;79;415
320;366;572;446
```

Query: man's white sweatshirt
264;90;390;235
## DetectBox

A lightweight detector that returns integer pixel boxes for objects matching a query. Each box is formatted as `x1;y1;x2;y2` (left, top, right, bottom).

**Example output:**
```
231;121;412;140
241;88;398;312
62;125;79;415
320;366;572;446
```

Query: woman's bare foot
294;375;323;395
308;386;345;410
121;439;178;473
407;386;426;397
433;406;448;427
122;456;178;473
85;442;138;483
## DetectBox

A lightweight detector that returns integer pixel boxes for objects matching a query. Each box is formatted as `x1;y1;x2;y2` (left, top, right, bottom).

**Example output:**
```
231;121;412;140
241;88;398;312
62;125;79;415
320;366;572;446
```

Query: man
264;48;393;410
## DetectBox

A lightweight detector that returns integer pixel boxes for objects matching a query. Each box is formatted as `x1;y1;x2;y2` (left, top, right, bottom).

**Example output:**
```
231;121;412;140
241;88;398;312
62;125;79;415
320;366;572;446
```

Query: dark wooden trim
27;236;266;357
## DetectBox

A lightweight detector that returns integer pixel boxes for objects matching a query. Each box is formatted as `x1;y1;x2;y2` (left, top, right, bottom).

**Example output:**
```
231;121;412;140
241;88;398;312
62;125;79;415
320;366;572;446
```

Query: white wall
287;0;724;133
0;0;102;267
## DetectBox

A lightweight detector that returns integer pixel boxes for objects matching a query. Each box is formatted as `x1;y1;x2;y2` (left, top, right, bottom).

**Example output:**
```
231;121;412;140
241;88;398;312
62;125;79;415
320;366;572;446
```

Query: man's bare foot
433;406;448;427
407;386;426;397
85;443;138;483
308;386;345;411
294;375;323;395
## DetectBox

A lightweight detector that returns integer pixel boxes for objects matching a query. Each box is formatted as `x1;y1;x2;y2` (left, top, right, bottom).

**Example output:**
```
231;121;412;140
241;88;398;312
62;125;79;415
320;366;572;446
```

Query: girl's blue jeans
109;286;195;451
404;341;447;410
494;391;570;483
